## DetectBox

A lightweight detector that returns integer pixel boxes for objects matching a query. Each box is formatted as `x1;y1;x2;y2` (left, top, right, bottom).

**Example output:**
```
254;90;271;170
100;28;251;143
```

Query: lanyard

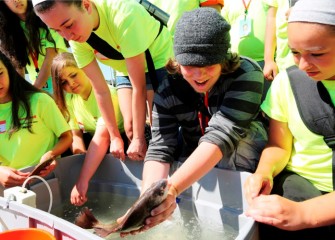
31;52;39;73
242;0;252;16
198;92;210;135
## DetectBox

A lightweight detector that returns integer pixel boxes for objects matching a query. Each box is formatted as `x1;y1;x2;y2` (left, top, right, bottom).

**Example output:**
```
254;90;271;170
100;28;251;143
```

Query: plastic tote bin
0;228;55;240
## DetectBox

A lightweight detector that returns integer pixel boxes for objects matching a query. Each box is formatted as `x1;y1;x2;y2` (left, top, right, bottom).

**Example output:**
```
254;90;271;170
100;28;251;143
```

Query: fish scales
74;179;168;237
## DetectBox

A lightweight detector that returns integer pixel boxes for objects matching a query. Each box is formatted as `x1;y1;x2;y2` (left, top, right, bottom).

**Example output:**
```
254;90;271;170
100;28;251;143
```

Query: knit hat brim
175;44;228;66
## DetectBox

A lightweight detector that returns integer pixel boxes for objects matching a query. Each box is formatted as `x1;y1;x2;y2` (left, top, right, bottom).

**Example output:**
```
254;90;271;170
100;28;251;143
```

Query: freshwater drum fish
74;179;168;237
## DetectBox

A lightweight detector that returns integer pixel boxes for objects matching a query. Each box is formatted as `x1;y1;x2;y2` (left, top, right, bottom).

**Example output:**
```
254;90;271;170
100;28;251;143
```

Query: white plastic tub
0;154;258;239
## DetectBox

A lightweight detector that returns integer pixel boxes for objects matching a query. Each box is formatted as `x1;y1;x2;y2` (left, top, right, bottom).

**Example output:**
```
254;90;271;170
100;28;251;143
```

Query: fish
74;179;168;237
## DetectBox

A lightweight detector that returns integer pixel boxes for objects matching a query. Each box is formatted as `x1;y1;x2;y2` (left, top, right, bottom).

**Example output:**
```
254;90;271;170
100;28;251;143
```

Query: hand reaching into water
71;180;89;206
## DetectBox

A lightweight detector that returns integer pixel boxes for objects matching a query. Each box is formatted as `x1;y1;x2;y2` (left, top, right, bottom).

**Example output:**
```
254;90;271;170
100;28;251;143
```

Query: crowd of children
1;0;335;238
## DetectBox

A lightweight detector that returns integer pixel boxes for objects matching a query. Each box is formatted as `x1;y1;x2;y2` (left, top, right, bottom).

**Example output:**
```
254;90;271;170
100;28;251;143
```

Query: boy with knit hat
121;7;267;236
244;0;335;239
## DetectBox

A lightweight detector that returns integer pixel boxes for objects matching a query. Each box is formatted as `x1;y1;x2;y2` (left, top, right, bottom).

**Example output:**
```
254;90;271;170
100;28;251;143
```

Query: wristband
168;184;179;198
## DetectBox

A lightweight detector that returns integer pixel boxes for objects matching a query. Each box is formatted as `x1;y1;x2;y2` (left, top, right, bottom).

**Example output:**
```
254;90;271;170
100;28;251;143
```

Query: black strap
144;23;163;91
86;23;164;91
287;65;335;189
86;33;124;60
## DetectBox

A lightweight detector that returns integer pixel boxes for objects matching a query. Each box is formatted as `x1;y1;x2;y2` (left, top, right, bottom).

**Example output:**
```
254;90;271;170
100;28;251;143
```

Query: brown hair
51;52;78;122
165;52;241;75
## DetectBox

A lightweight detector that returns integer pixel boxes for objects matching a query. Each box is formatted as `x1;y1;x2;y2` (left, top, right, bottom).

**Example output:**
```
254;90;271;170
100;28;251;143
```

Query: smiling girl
243;0;335;238
51;52;125;206
0;51;72;188
0;0;68;94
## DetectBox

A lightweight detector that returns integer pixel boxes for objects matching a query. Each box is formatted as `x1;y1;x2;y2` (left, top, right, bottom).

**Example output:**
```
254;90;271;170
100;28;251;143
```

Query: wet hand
71;181;88;206
244;173;273;205
245;194;305;231
127;138;147;161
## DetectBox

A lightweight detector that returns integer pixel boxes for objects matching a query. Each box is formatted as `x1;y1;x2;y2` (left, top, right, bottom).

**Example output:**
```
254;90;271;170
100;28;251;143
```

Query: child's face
0;61;11;104
35;1;94;42
59;66;91;97
179;64;222;93
288;22;335;81
4;0;28;20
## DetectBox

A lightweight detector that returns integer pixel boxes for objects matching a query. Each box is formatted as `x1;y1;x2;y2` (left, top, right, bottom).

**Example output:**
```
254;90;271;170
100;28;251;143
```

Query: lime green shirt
0;93;70;169
66;85;124;135
263;0;295;71
20;21;68;93
148;0;207;36
222;0;268;62
70;0;173;77
261;71;335;192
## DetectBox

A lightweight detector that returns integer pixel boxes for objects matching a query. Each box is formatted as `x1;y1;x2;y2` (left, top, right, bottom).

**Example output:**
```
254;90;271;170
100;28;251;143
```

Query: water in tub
52;191;238;240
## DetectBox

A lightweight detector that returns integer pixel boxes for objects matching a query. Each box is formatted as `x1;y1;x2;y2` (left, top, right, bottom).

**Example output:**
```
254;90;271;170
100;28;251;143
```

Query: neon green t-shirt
148;0;207;36
21;21;68;94
70;0;173;77
66;85;124;135
262;0;295;71
0;93;70;169
222;0;268;62
261;71;334;192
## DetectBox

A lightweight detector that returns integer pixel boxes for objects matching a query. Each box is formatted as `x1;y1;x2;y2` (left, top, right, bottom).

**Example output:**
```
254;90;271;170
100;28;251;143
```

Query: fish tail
94;226;117;238
93;221;121;237
74;207;99;229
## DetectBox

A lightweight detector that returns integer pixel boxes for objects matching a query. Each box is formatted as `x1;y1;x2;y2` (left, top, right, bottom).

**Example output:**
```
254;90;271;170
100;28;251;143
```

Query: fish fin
74;207;99;229
94;222;120;237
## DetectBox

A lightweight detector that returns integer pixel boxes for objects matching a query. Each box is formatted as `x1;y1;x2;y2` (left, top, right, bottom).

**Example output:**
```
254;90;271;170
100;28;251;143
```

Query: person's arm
142;160;170;193
71;129;86;154
263;6;279;81
300;192;335;229
120;141;223;237
82;60;125;160
169;142;222;197
245;188;335;231
40;130;73;162
125;53;147;160
33;48;57;89
244;118;292;204
70;125;110;206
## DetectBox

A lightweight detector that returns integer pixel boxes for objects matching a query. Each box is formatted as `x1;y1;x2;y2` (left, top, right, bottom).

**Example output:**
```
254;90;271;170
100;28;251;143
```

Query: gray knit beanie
174;8;231;66
288;0;335;26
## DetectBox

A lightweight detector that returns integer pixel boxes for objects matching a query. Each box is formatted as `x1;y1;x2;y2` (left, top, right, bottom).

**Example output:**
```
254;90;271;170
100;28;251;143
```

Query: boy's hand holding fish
120;182;178;237
75;179;178;237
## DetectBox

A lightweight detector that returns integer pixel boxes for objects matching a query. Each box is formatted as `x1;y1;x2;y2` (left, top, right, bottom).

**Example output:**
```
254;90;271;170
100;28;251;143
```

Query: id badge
239;17;252;38
42;76;53;94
